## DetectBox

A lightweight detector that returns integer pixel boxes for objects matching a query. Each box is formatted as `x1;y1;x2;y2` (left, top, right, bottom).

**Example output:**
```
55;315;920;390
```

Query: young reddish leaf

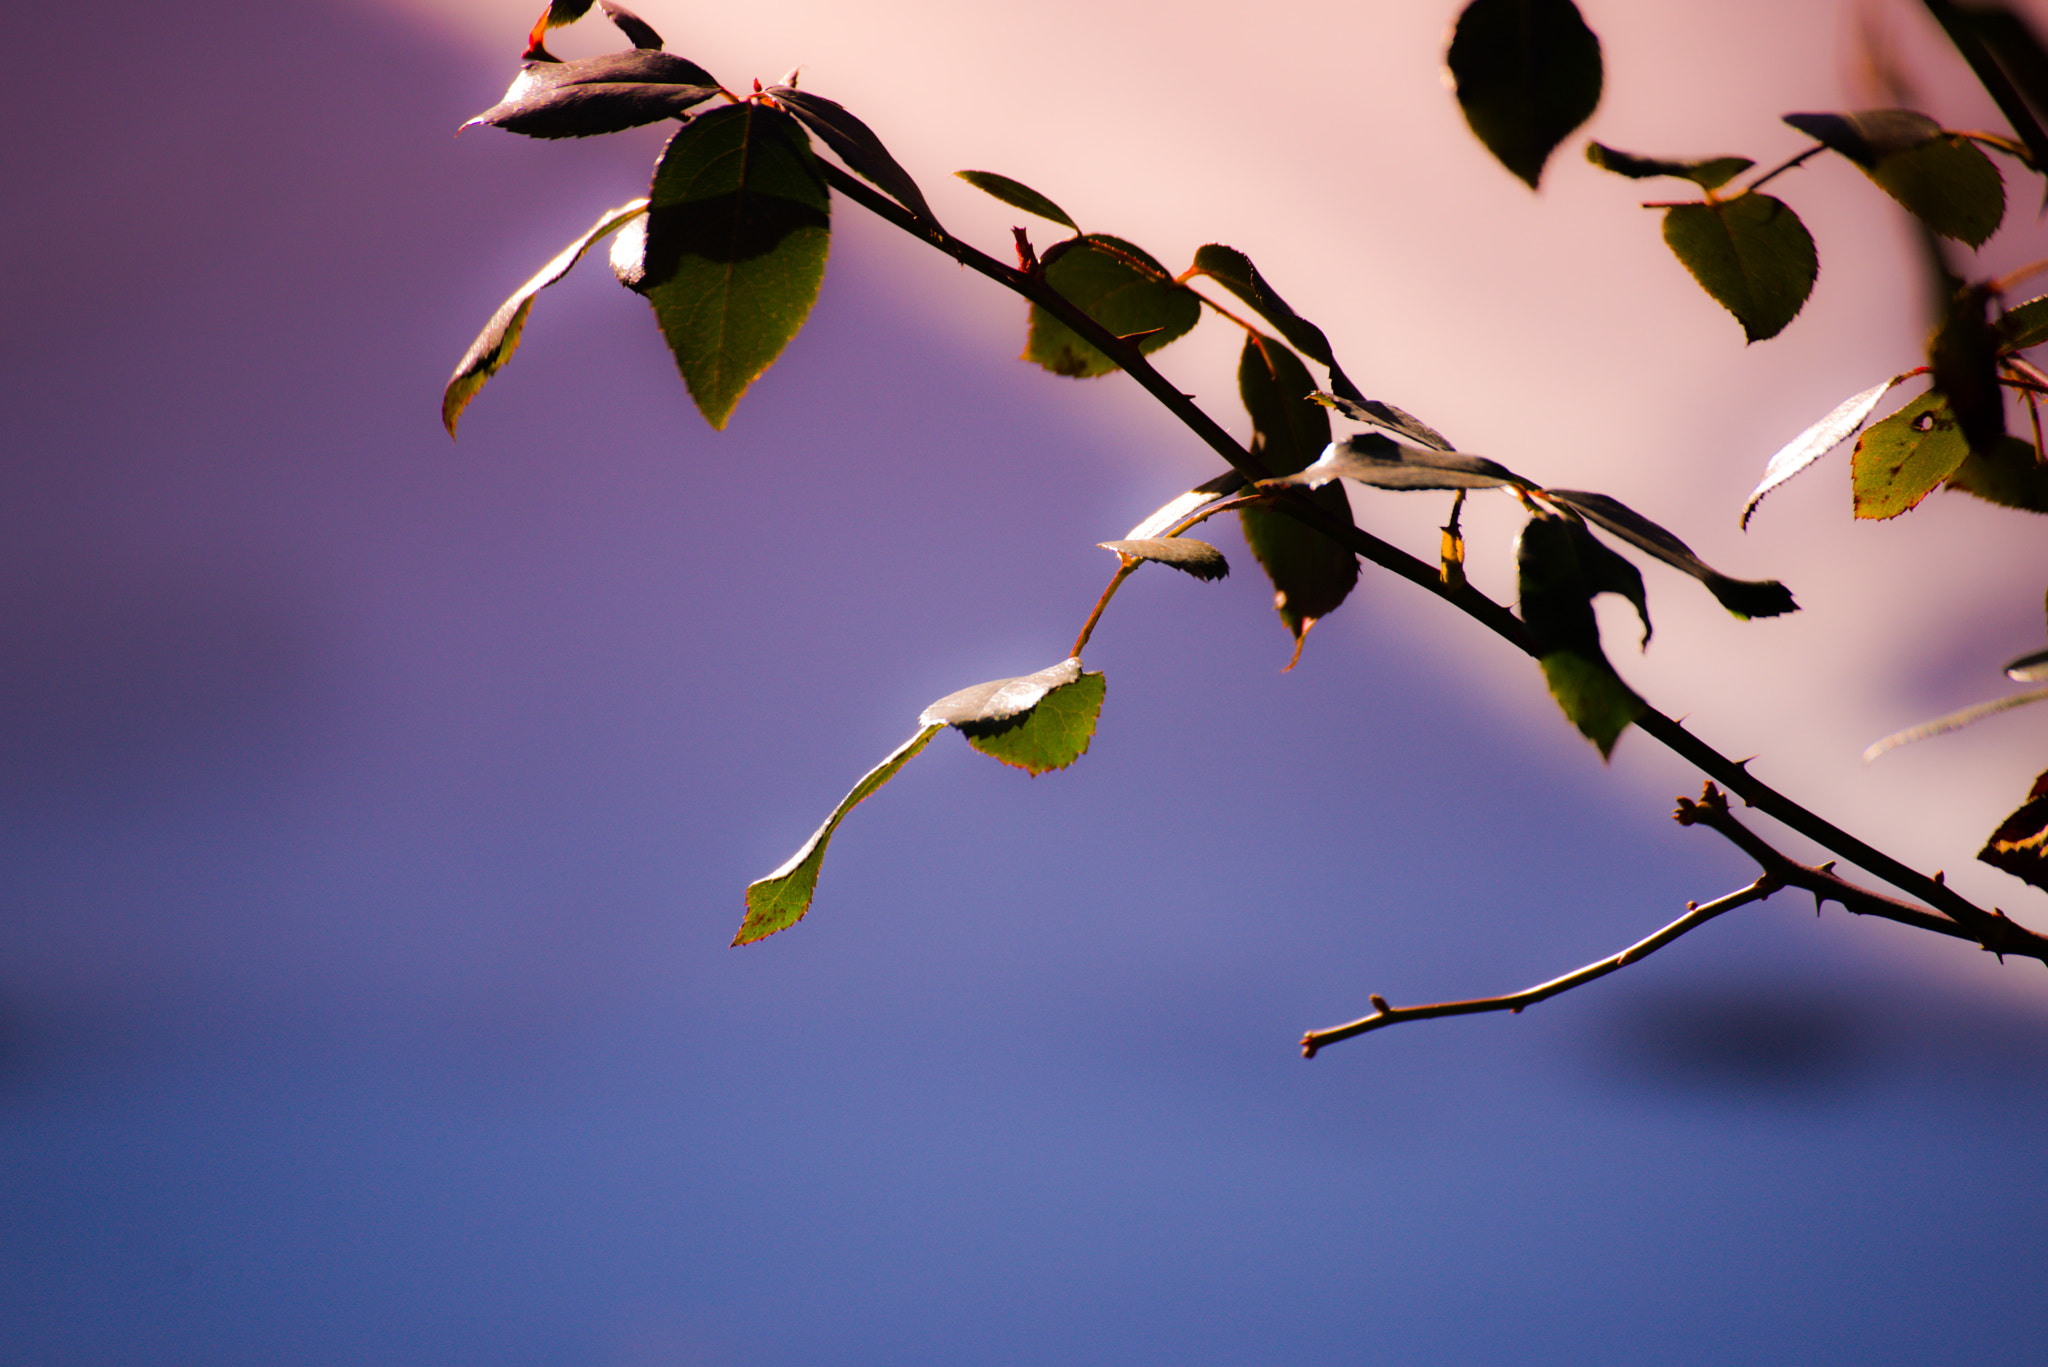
1661;193;1816;342
1742;376;1908;527
1851;393;1972;519
1235;336;1358;663
624;104;831;430
953;170;1078;231
1447;0;1603;189
1585;141;1752;190
1024;236;1201;378
735;725;943;945
442;199;650;437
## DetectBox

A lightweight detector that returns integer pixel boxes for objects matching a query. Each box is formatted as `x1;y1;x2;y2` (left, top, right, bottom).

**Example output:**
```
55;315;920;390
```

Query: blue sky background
5;1;2048;1362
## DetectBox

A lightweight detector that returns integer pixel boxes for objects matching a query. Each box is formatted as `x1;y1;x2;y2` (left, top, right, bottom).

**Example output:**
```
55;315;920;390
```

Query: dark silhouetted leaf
1980;768;2048;892
1236;337;1357;662
1927;0;2048;180
1024;235;1201;377
1545;489;1796;618
1272;432;1529;491
464;52;721;139
1742;375;1908;527
2008;646;2048;681
1563;518;1651;646
1930;283;2006;450
1585;141;1752;190
1997;294;2048;349
1190;245;1363;398
1661;192;1816;342
1121;471;1247;540
598;0;663;49
1945;434;2048;512
1308;391;1455;452
953;170;1078;230
735;724;942;945
1098;537;1230;581
622;104;831;429
1785;109;2005;245
1447;0;1603;189
1851;392;1972;519
768;86;942;228
1516;514;1643;759
442;199;650;437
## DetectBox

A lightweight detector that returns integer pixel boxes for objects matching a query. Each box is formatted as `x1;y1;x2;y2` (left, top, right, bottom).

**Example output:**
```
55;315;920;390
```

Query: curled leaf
1545;490;1795;618
442;199;650;437
954;170;1078;230
1585;141;1752;190
1742;376;1907;527
1121;471;1247;540
919;659;1106;774
1447;0;1604;189
1098;538;1229;581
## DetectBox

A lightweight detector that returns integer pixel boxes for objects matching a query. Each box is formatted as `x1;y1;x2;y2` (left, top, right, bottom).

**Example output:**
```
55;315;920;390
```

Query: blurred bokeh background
5;0;2047;1362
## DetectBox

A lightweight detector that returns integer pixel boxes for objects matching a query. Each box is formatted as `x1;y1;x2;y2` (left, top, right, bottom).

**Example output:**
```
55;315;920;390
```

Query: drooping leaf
1190;245;1361;399
1024;235;1201;378
442;199;650;437
735;724;942;945
1515;514;1643;759
597;0;663;50
1236;337;1358;662
1997;294;2048;349
1097;537;1230;581
953;170;1079;230
1980;768;2048;893
1272;432;1529;492
1661;192;1817;342
1741;375;1908;527
1784;109;2005;246
768;86;942;228
918;658;1106;775
621;104;831;429
1851;392;1973;519
1585;141;1752;190
1307;391;1455;452
1945;434;2048;512
1863;689;2048;761
463;52;722;139
1930;283;2006;450
1446;0;1603;189
1121;471;1247;540
1562;518;1651;647
1544;490;1797;618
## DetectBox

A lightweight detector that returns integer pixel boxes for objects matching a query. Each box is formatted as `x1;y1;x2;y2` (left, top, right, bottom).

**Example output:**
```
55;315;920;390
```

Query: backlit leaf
1098;538;1230;581
1544;490;1796;618
1661;192;1816;342
1236;337;1357;662
1785;109;2005;245
442;198;650;437
1121;471;1247;540
624;104;831;429
1024;235;1201;378
919;658;1106;775
1741;376;1907;527
1516;514;1643;759
1585;141;1752;190
1851;393;1972;519
1980;768;2048;893
768;86;942;228
1997;295;2048;349
953;170;1078;230
1272;432;1528;491
735;724;942;945
1447;0;1603;189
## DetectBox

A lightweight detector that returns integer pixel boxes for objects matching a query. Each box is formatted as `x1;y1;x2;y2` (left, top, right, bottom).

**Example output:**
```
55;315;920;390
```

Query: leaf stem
1070;558;1140;659
1743;144;1826;195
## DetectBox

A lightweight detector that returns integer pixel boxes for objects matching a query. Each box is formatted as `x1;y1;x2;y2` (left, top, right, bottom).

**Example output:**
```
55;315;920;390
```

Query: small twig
1300;877;1777;1058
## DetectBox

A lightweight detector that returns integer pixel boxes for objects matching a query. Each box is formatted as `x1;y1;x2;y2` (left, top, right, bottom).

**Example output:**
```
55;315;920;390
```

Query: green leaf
625;104;831;430
953;170;1079;230
918;658;1106;775
1979;768;2048;893
1516;514;1644;760
1851;392;1973;519
1997;294;2048;349
1024;235;1201;378
1273;431;1530;492
1447;0;1604;189
442;199;650;437
735;724;942;945
769;86;943;228
1097;538;1230;581
1784;110;2005;246
1944;434;2048;513
1190;245;1360;398
1543;489;1796;618
1661;193;1816;342
1236;336;1358;663
1741;375;1908;527
1585;141;1752;190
